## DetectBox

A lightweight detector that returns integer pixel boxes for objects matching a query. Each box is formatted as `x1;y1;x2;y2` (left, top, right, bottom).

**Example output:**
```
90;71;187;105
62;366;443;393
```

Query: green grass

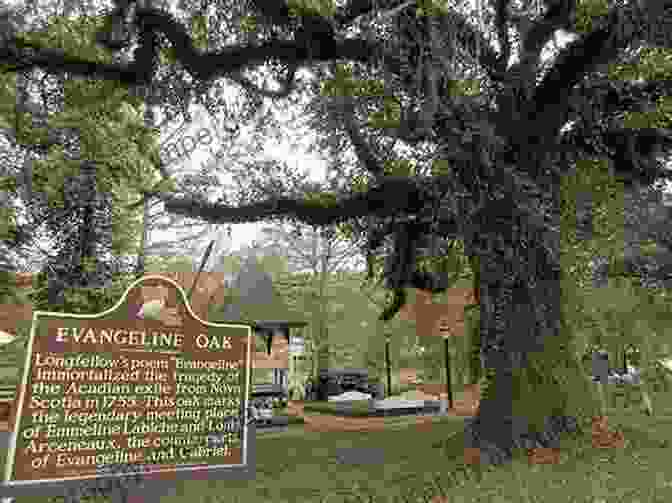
4;392;672;503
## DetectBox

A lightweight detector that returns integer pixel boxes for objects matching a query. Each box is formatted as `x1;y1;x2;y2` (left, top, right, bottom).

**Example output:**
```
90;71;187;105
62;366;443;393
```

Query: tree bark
134;194;150;278
464;215;602;466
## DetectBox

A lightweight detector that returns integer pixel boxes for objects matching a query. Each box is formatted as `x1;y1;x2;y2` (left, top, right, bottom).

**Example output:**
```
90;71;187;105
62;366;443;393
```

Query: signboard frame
0;275;256;500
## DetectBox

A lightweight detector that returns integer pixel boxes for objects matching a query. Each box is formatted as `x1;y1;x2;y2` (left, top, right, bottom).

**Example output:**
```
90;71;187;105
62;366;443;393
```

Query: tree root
462;414;582;467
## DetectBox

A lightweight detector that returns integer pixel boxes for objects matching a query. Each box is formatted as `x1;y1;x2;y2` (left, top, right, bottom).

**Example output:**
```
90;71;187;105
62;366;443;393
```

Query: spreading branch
491;0;511;73
339;97;385;178
530;2;650;139
159;176;428;226
3;6;380;85
515;0;574;83
561;78;672;135
334;0;417;27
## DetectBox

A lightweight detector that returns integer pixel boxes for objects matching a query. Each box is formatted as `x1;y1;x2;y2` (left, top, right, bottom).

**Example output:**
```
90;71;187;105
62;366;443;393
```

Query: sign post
0;275;255;502
441;324;454;411
384;331;392;399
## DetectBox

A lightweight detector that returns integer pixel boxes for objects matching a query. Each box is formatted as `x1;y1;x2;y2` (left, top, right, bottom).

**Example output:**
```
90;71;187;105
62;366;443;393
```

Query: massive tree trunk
463;195;602;466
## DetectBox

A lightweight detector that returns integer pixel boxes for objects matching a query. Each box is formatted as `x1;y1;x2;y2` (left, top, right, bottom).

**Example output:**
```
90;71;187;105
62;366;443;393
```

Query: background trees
257;222;364;379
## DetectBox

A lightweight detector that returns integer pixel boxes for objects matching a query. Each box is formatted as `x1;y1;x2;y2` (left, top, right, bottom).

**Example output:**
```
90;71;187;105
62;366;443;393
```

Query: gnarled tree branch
334;0;416;28
491;0;511;73
530;2;650;139
339;97;385;178
159;176;427;226
5;6;380;84
516;0;574;83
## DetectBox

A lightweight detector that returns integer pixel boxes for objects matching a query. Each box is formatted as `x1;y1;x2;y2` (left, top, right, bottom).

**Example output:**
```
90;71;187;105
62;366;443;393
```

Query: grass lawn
3;390;672;503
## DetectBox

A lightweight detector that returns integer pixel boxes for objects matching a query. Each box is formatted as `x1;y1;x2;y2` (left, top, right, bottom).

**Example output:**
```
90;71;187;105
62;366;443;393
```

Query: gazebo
209;255;307;393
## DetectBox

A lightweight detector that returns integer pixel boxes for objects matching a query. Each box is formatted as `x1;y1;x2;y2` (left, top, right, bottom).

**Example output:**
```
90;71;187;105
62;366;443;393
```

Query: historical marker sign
2;275;254;497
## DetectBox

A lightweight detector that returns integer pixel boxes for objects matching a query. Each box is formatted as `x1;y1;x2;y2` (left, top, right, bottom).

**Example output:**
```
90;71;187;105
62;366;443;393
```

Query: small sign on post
0;275;255;502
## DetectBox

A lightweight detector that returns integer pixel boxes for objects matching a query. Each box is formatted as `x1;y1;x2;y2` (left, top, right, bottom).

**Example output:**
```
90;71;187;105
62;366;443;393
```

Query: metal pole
444;336;454;410
385;334;392;398
187;240;215;302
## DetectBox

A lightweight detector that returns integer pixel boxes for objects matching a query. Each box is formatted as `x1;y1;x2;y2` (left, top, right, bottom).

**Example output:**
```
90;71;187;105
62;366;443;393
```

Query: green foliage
0;206;17;243
190;15;209;51
560;158;625;292
239;15;257;33
610;47;672;80
320;64;395;130
303;191;338;208
287;0;336;18
511;330;601;432
383;159;416;177
573;0;609;34
446;79;481;97
431;159;451;177
417;240;473;288
29;271;137;315
367;96;402;130
0;271;27;305
145;255;197;274
559;156;631;373
0;14;164;261
320;64;357;97
623;95;672;129
350;173;370;194
415;0;450;18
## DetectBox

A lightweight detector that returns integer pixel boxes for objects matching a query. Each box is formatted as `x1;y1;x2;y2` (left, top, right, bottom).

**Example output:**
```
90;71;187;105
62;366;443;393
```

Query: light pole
441;325;454;410
384;331;392;398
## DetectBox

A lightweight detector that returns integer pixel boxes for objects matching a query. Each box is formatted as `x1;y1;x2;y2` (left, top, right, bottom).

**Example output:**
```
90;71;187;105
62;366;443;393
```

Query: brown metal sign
405;288;476;338
2;275;254;493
